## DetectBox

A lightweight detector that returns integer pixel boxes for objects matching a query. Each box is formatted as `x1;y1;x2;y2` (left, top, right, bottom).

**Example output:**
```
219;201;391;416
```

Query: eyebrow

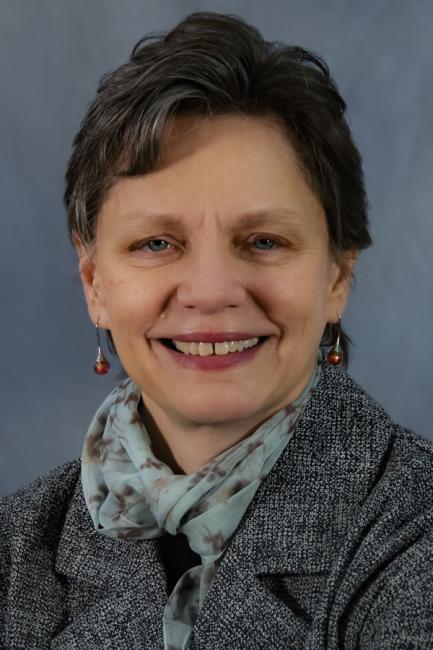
120;208;304;230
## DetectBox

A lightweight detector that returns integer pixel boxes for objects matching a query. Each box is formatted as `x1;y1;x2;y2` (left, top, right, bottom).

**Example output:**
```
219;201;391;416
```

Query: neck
138;399;259;474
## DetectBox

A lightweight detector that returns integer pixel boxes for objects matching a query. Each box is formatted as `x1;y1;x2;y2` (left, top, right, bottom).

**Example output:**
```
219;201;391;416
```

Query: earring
94;317;111;375
326;314;343;366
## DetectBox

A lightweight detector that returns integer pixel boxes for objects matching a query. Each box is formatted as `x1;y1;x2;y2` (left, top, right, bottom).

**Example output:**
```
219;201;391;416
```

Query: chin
177;398;258;426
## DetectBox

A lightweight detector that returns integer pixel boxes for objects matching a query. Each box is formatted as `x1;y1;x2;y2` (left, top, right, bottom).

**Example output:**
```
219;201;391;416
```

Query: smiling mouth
159;336;268;355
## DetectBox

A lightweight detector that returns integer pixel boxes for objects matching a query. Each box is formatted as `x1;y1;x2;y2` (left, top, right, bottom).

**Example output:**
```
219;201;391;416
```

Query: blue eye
143;239;171;252
253;238;279;251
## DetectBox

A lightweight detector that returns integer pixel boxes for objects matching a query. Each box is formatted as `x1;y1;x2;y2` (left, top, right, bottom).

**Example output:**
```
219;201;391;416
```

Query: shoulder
302;363;433;646
313;359;433;473
0;460;83;644
0;458;81;547
304;360;433;545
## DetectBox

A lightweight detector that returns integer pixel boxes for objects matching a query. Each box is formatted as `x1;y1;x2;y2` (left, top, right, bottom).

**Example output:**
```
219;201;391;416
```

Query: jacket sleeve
321;430;433;650
358;510;433;648
0;496;11;644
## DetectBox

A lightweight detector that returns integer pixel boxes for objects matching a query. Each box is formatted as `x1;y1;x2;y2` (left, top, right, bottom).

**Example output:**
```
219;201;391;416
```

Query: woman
1;11;432;650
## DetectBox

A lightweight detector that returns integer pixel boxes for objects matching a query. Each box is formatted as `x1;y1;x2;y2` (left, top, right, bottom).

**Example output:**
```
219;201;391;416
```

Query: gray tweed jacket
1;362;433;649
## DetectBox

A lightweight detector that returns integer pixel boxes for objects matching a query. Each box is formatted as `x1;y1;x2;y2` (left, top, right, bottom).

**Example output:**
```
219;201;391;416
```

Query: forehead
158;112;297;175
98;114;326;234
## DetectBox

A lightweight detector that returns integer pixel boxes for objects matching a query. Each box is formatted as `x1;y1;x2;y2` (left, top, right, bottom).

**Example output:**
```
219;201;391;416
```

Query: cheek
269;262;330;323
101;271;158;331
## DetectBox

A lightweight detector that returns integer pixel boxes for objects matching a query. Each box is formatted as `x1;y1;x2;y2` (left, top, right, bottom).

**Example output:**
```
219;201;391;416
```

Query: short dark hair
65;11;372;365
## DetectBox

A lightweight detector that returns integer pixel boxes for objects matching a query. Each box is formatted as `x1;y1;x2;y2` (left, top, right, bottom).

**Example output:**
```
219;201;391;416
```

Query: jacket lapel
51;475;168;649
189;363;367;649
188;443;334;649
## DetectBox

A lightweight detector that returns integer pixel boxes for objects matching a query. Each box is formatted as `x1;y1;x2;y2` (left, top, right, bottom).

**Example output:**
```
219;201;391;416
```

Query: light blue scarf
81;359;321;649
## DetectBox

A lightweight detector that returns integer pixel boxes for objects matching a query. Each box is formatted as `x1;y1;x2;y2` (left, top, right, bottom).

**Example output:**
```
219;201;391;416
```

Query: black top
158;532;202;592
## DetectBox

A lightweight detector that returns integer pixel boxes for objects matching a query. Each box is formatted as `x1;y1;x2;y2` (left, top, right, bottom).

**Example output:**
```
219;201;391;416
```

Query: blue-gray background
1;0;432;496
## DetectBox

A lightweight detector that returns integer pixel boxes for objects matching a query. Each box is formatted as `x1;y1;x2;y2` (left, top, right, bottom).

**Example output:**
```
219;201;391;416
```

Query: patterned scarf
81;359;321;649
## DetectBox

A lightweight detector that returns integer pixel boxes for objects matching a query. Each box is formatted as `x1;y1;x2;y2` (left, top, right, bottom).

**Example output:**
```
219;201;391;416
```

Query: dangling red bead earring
327;314;343;366
94;317;111;375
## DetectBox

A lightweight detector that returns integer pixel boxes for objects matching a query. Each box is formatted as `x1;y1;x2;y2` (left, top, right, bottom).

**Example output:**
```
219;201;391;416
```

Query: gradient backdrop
1;0;432;495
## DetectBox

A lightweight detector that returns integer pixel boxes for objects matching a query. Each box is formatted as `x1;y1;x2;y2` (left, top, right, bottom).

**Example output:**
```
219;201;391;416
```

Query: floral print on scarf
81;359;321;649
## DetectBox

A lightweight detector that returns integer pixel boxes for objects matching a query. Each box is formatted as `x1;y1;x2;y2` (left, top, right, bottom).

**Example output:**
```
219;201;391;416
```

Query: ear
74;236;110;328
326;249;358;323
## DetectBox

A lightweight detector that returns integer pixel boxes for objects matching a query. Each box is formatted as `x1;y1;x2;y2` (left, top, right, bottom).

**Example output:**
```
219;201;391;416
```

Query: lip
154;337;267;370
156;332;266;343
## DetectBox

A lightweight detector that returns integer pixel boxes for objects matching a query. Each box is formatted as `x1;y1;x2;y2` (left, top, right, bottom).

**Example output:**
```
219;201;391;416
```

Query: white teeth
198;342;213;356
173;337;260;356
214;342;231;355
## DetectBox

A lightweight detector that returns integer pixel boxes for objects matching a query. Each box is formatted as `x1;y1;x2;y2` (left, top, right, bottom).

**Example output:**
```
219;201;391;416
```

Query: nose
174;239;249;313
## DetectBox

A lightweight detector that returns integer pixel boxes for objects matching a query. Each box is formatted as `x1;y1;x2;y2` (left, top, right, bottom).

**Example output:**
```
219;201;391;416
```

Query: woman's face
77;114;353;431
